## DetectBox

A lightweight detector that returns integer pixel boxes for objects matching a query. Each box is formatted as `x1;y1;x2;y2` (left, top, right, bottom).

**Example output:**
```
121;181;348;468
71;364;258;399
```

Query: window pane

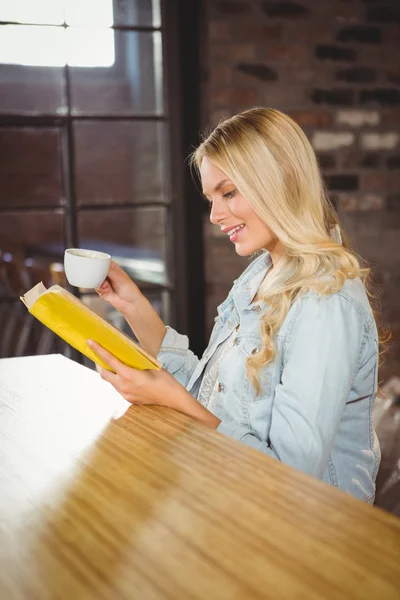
0;213;64;301
64;0;161;28
77;207;168;286
65;0;113;26
0;25;114;68
0;25;66;67
0;63;65;115
0;0;161;28
70;31;163;115
112;0;161;28
0;28;162;113
67;27;115;67
0;212;64;256
74;121;167;206
0;0;64;25
0;128;62;207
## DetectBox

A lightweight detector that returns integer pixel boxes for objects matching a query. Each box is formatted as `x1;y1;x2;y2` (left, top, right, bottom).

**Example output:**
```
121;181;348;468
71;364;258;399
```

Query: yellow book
20;282;161;372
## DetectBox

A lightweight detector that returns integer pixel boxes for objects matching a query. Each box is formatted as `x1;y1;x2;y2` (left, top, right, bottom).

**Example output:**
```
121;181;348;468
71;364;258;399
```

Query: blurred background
0;0;399;513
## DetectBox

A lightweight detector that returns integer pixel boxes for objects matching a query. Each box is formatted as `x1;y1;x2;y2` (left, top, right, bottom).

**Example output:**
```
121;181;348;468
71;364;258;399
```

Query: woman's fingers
96;279;111;294
98;366;119;386
107;260;128;284
96;262;123;293
87;340;129;377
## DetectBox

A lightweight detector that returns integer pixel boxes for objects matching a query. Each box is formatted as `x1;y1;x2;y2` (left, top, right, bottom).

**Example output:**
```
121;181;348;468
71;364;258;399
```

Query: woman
88;108;381;503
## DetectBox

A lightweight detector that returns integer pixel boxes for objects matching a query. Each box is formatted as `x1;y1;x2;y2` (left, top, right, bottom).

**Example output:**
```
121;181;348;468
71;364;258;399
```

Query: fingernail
87;339;93;347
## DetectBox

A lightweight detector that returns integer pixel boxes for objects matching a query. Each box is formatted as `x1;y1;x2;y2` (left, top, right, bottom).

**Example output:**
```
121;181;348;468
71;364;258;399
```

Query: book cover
20;283;161;372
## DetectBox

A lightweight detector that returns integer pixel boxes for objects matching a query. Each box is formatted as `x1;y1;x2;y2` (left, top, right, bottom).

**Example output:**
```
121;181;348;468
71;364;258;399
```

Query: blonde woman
88;108;381;503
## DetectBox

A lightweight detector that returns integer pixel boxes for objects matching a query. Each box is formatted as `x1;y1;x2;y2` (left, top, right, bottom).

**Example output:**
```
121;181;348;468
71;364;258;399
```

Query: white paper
0;353;130;422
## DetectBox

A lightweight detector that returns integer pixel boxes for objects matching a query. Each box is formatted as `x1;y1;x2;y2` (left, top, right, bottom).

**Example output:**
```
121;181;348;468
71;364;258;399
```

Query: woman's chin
234;243;254;257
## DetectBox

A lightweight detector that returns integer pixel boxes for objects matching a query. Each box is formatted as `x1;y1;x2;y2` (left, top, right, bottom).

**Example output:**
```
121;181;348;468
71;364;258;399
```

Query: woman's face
200;157;279;257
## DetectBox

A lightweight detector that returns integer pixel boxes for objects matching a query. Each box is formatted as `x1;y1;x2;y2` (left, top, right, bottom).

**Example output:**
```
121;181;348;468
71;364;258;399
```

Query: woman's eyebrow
202;178;230;196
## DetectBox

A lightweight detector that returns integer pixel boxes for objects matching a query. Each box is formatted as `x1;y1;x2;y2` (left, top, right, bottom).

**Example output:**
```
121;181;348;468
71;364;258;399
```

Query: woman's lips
229;225;245;242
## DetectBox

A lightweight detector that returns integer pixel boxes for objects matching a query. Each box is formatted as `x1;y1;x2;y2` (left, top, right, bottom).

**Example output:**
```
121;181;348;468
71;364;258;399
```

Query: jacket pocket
237;334;276;402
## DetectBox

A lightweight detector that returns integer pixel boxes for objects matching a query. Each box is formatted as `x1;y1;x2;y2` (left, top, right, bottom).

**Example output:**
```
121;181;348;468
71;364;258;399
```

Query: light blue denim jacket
158;252;381;502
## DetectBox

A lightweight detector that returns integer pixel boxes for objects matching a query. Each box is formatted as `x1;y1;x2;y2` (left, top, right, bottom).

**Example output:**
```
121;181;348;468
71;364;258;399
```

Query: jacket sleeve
157;326;200;389
217;292;365;478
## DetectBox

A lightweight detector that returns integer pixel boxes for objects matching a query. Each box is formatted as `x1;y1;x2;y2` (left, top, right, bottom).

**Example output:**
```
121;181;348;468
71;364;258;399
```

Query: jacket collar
233;252;272;313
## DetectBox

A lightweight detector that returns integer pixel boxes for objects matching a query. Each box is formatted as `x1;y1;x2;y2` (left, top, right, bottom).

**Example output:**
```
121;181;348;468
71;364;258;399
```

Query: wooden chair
0;251;65;358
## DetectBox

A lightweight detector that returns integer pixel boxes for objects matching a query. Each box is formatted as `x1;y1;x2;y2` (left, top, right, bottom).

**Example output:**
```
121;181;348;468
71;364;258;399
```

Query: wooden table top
1;354;400;600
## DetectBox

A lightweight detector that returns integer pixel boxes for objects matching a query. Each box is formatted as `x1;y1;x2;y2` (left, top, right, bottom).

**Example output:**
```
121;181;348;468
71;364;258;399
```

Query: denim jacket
158;252;381;503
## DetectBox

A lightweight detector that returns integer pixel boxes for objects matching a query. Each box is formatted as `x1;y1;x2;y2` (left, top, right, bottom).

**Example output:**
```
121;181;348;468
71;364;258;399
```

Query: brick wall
202;0;400;381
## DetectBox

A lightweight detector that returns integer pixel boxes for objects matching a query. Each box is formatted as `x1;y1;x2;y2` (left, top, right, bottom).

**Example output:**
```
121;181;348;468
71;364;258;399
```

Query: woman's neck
267;238;285;268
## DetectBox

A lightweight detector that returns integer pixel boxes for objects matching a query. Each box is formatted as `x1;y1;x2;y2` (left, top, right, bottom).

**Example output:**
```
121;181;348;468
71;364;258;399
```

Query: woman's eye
223;190;236;199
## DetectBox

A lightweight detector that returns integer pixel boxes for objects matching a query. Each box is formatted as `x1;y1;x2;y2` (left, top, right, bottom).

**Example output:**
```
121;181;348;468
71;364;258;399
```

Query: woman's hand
88;339;186;409
95;261;167;357
88;340;220;429
96;260;142;316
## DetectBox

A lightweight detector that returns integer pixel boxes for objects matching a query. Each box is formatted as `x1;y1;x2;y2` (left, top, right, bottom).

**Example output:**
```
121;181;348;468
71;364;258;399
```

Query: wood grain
1;354;400;600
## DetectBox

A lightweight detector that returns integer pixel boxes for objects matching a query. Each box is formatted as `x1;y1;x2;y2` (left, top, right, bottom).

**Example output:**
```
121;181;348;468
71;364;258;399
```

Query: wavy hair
191;107;382;394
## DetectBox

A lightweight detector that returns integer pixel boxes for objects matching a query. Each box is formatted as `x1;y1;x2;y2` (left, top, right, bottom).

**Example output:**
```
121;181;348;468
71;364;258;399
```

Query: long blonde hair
192;107;372;394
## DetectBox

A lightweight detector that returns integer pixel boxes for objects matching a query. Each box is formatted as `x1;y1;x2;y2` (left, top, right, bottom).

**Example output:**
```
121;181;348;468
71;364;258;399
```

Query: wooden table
1;354;400;600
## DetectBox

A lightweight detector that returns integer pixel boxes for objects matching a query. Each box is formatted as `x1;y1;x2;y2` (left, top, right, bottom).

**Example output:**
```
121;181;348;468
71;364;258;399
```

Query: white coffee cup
64;248;111;289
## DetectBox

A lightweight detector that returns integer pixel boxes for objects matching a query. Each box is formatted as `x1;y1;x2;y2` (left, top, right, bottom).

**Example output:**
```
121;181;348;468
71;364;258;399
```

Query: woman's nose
209;197;225;225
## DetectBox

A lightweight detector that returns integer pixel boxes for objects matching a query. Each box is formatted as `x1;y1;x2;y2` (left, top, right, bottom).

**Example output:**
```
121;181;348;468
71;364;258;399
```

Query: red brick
230;88;258;106
380;109;400;126
386;25;400;45
209;108;232;125
387;69;400;85
261;43;309;63
379;45;400;68
210;88;257;108
388;172;400;192
289;110;332;128
285;23;332;44
236;23;283;41
338;194;358;212
210;89;231;107
331;3;362;24
342;151;381;170
205;237;247;284
263;2;310;19
363;172;388;192
212;43;255;61
359;194;385;211
281;65;318;85
209;65;233;86
209;21;230;41
214;1;251;16
261;86;307;110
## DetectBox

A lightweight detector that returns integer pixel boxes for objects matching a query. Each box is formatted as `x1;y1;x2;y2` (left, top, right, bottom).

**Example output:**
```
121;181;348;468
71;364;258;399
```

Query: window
0;0;191;363
0;0;115;67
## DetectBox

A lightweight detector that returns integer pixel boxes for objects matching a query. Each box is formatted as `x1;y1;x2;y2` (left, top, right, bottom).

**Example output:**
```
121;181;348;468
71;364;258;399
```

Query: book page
20;281;47;309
